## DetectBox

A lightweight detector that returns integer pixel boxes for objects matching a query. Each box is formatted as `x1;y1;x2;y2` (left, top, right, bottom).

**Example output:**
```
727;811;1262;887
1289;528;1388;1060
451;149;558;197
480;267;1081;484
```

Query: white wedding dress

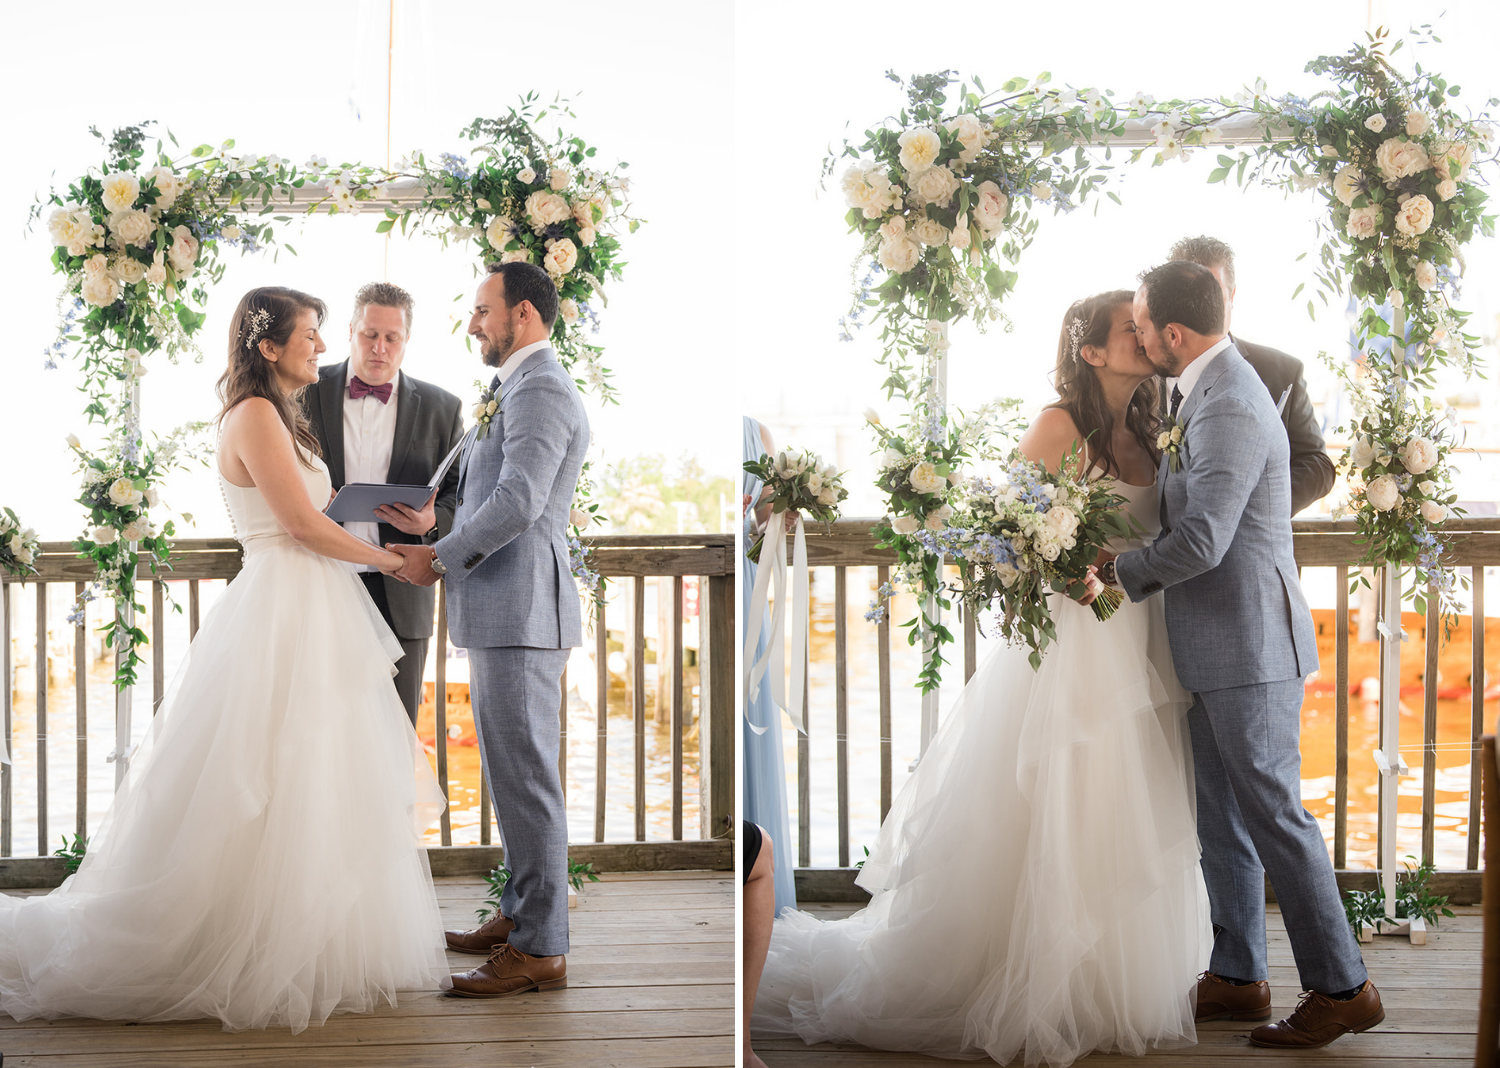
754;476;1212;1066
0;451;451;1032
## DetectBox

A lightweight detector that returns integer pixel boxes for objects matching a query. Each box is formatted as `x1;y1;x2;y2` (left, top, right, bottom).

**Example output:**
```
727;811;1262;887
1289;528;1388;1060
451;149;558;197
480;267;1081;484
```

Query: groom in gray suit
1100;262;1381;1050
388;261;587;998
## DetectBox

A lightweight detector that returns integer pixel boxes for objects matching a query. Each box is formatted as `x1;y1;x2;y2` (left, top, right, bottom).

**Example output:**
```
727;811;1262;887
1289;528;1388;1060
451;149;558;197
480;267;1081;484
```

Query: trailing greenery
1341;854;1456;934
52;833;87;876
474;860;602;922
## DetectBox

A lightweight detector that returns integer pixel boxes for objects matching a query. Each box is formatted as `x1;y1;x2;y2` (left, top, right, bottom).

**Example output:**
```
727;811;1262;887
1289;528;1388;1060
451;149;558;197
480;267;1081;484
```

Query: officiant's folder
324;437;466;524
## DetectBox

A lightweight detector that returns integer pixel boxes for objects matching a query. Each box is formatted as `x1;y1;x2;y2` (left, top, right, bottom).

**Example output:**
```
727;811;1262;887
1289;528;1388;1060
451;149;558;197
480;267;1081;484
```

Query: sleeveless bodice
1104;475;1160;554
219;452;332;553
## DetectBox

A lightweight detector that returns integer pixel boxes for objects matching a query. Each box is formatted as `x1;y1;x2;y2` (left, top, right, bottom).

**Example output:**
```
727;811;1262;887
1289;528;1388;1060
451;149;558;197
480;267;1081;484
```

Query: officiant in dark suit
301;282;466;724
1166;237;1336;516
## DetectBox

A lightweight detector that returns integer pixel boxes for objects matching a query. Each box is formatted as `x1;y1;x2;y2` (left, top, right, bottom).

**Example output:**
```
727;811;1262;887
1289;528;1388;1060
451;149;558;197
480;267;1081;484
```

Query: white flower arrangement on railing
0;509;40;579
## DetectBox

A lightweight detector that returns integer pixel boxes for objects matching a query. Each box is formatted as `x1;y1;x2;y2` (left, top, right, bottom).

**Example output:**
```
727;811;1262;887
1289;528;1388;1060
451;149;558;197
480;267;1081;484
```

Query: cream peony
143;166;181;209
912;164;959;208
573;199;602;228
1345;205;1380;240
108;477;144;507
924;504;953;532
108;209;155;248
525;190;571;232
890;514;920;536
168;225;199;270
1406;111;1432;137
485;216;516;249
1401;436;1438;474
112;255;146;284
101;172;141;213
1350;436;1377;469
121;517;151;542
1332;164;1365;207
908;462;947;496
549;167;570;191
897;127;942;174
1415;261;1438;290
1375;137;1431;182
500;248;531;264
877;232;921;274
81;272;122;308
92;525;118;546
972;180;1009;233
912;216;948;246
543;237;578;277
1364;113;1387;133
945;113;987;162
1395;194;1434;236
1436;178;1459;201
1420;499;1447;524
559;298;581;325
1365;474;1400;511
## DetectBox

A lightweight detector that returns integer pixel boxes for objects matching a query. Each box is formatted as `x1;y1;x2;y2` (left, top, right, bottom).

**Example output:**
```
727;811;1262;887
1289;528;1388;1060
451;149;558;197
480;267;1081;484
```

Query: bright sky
0;0;734;539
735;0;1500;515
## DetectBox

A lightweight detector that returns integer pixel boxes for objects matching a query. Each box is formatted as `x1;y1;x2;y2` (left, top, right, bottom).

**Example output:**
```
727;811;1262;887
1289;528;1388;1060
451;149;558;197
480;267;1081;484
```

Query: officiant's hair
352;282;415;333
1167;235;1235;290
217;287;326;470
1136;260;1224;337
486;260;559;327
1049;291;1162;478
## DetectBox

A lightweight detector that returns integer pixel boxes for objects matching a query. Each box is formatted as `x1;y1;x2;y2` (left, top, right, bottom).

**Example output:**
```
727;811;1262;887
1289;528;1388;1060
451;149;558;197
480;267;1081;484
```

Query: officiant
301;282;466;724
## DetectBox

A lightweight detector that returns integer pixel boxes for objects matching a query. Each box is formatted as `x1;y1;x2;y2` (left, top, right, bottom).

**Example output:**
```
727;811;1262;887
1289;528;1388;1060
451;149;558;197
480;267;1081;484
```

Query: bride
753;290;1212;1066
0;286;450;1032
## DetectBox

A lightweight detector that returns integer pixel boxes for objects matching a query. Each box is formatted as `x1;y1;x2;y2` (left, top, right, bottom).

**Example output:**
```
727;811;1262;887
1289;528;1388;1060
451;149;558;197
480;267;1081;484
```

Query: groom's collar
1171;334;1233;404
496;340;552;388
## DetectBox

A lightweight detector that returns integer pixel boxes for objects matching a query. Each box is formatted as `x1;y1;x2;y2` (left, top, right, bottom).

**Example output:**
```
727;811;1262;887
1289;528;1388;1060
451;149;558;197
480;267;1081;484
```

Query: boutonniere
1157;416;1187;473
471;381;499;441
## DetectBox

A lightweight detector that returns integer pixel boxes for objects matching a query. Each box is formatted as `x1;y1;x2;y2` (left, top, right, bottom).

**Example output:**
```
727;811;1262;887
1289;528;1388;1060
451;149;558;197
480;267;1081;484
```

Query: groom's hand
385;543;441;587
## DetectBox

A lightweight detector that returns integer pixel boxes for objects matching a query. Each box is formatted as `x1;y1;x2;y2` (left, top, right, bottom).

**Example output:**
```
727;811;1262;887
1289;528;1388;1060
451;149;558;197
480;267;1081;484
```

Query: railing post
699;571;734;842
594;596;607;843
1334;565;1349;870
1470;565;1485;871
877;564;892;822
36;583;48;857
74;581;87;842
2;580;11;857
1422;579;1440;866
632;575;646;842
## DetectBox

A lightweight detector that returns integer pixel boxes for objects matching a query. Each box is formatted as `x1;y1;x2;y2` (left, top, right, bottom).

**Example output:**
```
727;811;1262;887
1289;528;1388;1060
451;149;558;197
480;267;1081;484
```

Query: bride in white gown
753;291;1212;1066
0;287;450;1033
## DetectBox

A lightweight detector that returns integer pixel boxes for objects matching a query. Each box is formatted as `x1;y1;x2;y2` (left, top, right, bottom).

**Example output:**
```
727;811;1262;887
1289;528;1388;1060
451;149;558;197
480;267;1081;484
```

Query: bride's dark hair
216;287;325;470
1047;290;1161;479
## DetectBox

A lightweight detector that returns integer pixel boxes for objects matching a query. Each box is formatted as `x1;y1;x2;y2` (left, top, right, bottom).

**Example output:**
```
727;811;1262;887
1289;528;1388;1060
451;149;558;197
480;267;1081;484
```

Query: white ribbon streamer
742;513;809;736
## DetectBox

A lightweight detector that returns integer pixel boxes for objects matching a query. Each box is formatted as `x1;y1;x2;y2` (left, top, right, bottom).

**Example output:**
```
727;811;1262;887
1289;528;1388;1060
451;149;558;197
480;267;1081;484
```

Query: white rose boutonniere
1158;416;1187;473
472;382;499;441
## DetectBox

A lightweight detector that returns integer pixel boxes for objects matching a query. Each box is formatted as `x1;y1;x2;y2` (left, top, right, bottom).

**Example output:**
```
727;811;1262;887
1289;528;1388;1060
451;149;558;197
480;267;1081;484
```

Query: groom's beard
1148;348;1182;377
480;323;518;367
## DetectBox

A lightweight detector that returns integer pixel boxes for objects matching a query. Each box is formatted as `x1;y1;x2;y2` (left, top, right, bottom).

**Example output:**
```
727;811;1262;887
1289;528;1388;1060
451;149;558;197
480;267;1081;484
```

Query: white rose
1388;286;1404;310
111;256;146;284
121;517;151;542
500;248;531;264
559;298;580;325
475;198;491;211
1035;533;1062;562
1406;111;1432;137
1365;474;1400;512
1395;194;1434;237
1046;506;1080;538
1401;436;1438;474
517;166;537;184
912;216;948;246
881;445;904;469
806;471;824;495
108;477;144;507
1350;436;1377;469
1332;164;1364;207
579;226;598;247
1431;141;1474;181
864;408;882;426
92;526;118;546
573;199;602;228
912;164;959;208
108;209;154;248
897;127;942;174
485;216;516;249
221;223;243;241
144;486;160;508
543;237;578;277
84;253;108;276
1364;113;1388;133
1031;181;1054;201
569;508;590;527
1345;204;1380;240
877;233;921;274
924;509;950;532
1418;480;1437;496
1157;430;1173;451
890;514;920;536
995;561;1020;586
143;166;180;209
549;167;570;191
972;180;1009;234
1415;261;1437;290
1420;499;1447;524
908;461;947;495
1375;137;1431;182
100;172;141;213
48;206;84;247
81;271;123;308
524;190;571;231
145;251;167;286
1436;178;1459;201
817;486;838;507
168;224;199;270
945;113;987;162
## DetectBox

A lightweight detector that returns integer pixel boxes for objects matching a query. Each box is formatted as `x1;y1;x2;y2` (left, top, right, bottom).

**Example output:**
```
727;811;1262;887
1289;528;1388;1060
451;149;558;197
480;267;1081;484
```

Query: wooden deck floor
753;903;1486;1067
1;870;734;1067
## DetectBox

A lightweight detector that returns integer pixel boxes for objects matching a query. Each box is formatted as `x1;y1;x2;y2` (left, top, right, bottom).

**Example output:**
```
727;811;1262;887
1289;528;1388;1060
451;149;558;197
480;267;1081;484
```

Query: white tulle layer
0;541;450;1033
754;593;1212;1067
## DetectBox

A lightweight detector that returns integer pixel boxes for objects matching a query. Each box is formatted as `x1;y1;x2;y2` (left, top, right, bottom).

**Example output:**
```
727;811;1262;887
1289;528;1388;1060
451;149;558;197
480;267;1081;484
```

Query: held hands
1074;565;1105;607
374;492;437;536
385;542;441;587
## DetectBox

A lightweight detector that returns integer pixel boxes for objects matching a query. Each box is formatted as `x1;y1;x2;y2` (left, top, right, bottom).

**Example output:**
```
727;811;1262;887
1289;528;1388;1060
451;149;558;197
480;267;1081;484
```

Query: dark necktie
349;375;393;403
1169;384;1184;420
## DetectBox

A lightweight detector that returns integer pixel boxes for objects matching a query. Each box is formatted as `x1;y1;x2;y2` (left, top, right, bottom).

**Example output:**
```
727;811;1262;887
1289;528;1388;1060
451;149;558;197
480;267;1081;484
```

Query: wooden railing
790;517;1498;902
0;535;734;886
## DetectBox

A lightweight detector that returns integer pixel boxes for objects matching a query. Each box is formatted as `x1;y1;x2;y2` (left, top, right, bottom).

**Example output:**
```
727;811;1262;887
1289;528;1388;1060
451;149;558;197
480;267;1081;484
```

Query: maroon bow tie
349;376;393;403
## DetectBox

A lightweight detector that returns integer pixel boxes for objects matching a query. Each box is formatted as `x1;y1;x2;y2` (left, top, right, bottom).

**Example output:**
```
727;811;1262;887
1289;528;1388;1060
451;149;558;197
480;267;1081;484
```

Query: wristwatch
1098;559;1118;587
429;550;448;576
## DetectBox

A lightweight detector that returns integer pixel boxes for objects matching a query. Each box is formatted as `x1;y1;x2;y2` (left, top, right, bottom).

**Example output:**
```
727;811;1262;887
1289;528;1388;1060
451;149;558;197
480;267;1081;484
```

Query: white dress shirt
1168;334;1234;413
495;340;550;390
343;370;401;572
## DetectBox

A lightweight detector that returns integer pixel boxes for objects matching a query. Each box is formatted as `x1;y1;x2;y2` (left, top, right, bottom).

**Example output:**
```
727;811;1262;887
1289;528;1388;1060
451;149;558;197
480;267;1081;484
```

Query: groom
388;261;589;997
1099;261;1380;1050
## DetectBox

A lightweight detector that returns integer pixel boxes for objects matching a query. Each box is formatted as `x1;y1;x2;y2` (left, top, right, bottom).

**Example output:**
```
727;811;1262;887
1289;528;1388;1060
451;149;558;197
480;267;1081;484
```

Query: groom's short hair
1137;261;1225;337
487;261;559;327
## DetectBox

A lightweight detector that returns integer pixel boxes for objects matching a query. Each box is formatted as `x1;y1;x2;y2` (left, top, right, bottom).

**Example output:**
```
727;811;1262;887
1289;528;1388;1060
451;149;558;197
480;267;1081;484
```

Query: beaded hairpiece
1066;317;1089;360
240;307;273;348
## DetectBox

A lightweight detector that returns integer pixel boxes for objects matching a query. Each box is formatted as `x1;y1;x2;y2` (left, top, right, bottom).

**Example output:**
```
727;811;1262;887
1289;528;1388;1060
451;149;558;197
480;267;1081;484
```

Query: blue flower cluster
44;300;82;369
863;579;897;624
440;153;471;181
567;533;600;592
1277;94;1319;126
66;583;99;626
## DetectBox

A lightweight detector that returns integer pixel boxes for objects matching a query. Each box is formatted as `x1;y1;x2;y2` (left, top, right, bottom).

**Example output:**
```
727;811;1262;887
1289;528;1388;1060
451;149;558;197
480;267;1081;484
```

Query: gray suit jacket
1116;342;1318;693
300;360;465;639
435;348;589;650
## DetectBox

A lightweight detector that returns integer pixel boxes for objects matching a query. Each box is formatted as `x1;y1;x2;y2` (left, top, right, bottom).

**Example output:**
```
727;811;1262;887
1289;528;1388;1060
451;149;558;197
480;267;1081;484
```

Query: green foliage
474;860;601;922
596;454;734;536
53;833;87;875
1341;855;1456;934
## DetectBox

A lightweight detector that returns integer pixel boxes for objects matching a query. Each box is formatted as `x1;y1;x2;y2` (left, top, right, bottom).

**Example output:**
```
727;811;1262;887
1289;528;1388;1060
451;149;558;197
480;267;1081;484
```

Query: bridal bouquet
742;449;848;563
0;509;40;579
923;450;1138;669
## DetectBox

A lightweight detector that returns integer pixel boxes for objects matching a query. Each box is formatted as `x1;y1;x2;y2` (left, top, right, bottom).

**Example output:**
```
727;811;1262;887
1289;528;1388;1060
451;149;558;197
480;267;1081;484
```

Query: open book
324;434;467;524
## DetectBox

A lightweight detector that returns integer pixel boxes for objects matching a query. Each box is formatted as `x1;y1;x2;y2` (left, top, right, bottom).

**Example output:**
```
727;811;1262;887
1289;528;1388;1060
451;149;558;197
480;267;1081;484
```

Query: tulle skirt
753;592;1212;1066
0;538;451;1032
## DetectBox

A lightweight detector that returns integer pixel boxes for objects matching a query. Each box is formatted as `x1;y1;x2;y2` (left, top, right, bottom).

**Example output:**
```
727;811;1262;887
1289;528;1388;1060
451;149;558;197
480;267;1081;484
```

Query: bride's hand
376;550;407;578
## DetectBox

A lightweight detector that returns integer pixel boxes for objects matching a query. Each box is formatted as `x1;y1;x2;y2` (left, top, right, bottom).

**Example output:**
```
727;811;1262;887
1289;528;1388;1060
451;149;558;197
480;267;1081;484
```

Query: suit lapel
385;373;420;483
320;360;348;487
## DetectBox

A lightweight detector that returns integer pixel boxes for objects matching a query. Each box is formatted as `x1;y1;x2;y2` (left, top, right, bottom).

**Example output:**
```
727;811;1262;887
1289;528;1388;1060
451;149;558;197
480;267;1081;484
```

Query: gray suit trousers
469;646;570;957
1189;678;1368;993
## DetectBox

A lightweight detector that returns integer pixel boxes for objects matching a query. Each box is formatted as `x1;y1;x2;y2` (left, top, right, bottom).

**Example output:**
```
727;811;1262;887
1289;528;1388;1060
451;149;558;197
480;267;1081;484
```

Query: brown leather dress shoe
448;943;567;998
444;911;516;954
1249;981;1384;1049
1194;971;1272;1022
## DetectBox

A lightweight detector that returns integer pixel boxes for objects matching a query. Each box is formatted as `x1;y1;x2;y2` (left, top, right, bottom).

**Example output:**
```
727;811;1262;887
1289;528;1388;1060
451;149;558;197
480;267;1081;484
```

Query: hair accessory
1066;317;1088;360
239;307;273;349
